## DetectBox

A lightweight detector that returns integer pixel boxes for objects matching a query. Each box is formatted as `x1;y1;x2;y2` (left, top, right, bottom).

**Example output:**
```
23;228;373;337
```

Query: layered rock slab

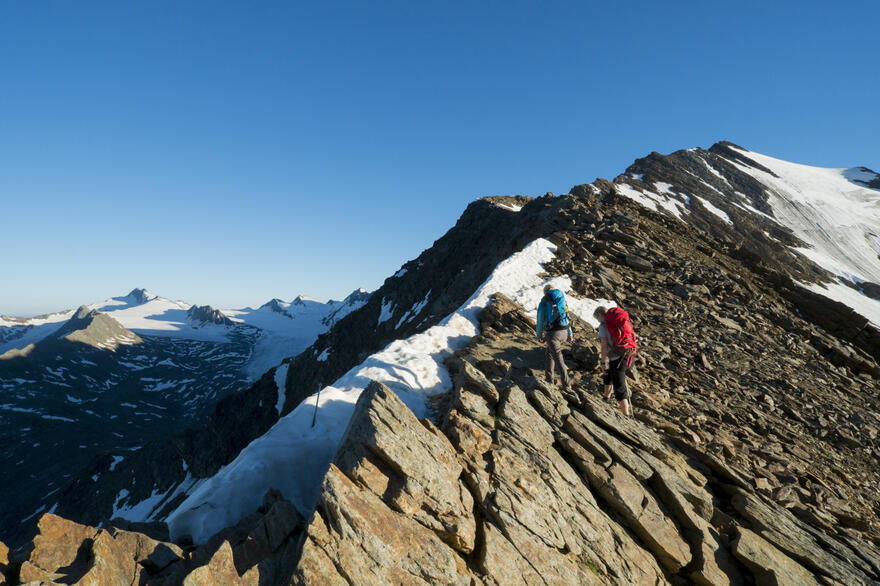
294;381;475;584
334;380;476;554
14;513;185;585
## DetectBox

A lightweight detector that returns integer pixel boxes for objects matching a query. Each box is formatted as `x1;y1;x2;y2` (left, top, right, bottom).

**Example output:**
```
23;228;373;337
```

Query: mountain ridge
3;141;880;585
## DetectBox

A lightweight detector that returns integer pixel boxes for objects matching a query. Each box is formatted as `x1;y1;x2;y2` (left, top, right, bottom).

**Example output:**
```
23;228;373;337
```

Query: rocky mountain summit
186;304;235;326
0;306;142;359
3;142;880;584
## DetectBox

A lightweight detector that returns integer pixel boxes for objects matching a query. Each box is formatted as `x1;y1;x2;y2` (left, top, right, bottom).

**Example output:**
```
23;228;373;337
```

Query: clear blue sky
2;1;878;315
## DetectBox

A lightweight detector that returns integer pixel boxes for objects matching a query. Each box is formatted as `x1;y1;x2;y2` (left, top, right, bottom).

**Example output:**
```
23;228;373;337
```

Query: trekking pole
311;382;322;428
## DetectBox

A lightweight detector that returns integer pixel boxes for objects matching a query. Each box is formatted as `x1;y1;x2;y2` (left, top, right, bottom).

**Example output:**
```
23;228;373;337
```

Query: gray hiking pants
545;328;570;387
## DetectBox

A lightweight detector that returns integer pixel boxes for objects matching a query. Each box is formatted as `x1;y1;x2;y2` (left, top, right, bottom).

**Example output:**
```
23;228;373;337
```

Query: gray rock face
732;526;819;586
187;304;235;326
51;305;143;350
334;381;476;553
294;465;472;585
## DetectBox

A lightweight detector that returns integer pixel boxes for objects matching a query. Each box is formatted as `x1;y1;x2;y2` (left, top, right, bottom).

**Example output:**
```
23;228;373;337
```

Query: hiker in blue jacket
536;284;573;391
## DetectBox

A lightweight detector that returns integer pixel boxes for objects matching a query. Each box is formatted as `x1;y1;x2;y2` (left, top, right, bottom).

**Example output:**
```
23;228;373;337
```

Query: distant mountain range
0;287;370;545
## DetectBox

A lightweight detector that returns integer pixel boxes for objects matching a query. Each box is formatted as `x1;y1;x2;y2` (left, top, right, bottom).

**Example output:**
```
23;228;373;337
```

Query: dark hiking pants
602;356;630;401
545;328;570;387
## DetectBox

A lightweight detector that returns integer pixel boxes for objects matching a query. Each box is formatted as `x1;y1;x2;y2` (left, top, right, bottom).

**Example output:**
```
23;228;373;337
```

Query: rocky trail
4;288;879;584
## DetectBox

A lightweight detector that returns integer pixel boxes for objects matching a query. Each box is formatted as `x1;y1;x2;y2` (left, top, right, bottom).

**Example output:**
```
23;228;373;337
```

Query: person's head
543;284;553;294
593;306;607;322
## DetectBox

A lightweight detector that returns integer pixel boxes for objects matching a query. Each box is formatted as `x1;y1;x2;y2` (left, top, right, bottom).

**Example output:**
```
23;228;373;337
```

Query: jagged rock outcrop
128;287;154;304
13;513;185;584
287;292;879;584
6;490;303;585
261;298;293;317
187;304;235;326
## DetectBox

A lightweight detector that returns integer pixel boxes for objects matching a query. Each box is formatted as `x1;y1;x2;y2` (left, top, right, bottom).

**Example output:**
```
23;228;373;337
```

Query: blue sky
1;1;878;315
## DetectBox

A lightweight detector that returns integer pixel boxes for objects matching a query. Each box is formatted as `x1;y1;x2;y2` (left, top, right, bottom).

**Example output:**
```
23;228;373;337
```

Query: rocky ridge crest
5;289;878;584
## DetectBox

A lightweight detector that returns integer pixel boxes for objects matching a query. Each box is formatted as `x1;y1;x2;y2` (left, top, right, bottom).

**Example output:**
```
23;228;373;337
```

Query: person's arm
599;336;609;371
536;303;545;339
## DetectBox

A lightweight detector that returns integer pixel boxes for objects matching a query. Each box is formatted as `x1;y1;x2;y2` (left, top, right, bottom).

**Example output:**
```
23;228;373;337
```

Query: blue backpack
545;289;570;328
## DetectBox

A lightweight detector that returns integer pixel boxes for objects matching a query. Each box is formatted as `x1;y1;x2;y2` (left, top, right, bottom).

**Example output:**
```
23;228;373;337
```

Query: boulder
732;526;819;586
334;380;475;553
24;514;95;582
14;514;186;585
731;490;873;584
626;254;654;272
0;540;8;581
293;465;472;585
457;358;501;404
183;541;254;586
578;459;691;573
232;499;303;574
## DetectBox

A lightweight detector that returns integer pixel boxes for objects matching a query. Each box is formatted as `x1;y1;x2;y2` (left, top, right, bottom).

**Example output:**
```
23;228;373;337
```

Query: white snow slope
613;146;880;326
163;238;615;542
726;146;880;325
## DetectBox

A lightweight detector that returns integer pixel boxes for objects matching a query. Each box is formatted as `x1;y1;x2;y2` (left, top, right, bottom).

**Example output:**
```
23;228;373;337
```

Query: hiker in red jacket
593;305;637;416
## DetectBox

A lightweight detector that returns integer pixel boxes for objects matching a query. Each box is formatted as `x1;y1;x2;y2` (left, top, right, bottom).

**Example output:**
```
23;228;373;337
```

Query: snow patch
693;196;732;224
274;363;289;415
654;182;676;195
395;290;432;329
376;298;395;327
41;414;75;422
113;487;169;522
800;280;880;326
617;183;685;218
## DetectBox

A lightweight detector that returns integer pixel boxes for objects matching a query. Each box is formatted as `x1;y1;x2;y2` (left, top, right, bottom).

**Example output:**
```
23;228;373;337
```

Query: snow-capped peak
292;295;319;306
125;288;156;304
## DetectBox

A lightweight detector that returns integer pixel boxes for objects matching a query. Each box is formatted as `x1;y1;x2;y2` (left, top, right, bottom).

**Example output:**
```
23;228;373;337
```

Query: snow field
726;146;880;325
728;146;880;285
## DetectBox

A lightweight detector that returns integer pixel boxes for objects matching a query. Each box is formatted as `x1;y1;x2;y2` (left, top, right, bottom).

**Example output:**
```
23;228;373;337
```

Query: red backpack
605;307;637;366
